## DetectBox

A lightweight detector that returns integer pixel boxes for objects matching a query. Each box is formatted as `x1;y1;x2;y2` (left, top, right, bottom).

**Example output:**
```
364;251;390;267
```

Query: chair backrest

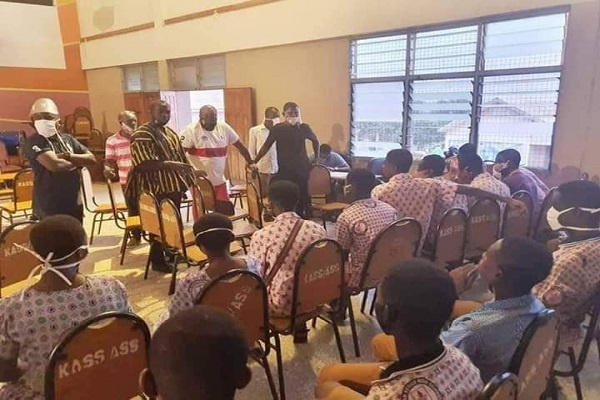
197;176;217;212
190;183;207;219
433;208;468;268
512;190;534;229
196;270;269;347
246;183;263;228
45;312;150;400
105;179;125;222
359;218;422;290
246;168;263;199
533;187;558;241
0;221;38;296
478;372;518;400
502;192;531;239
80;167;96;211
367;157;385;176
160;199;186;251
465;199;501;258
138;191;162;238
292;239;345;316
0;141;9;165
13;168;34;204
308;165;332;197
509;309;559;400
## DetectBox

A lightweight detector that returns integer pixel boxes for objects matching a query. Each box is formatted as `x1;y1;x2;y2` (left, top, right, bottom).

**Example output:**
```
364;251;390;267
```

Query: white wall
0;2;65;69
78;0;595;69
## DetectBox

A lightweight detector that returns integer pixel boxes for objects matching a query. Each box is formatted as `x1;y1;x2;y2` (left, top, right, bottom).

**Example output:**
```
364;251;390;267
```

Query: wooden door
224;88;254;182
123;92;160;125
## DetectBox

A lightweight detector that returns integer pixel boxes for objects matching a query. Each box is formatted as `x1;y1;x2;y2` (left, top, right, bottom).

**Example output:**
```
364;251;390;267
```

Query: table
0;172;17;182
330;171;349;182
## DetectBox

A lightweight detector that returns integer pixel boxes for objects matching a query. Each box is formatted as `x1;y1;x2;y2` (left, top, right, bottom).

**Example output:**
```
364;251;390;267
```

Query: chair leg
168;255;179;295
331;319;346;363
90;214;97;244
119;229;129;265
369;288;378;316
360;290;368;314
568;348;583;400
97;214;104;235
273;333;286;400
143;253;151;280
347;295;361;358
261;353;279;400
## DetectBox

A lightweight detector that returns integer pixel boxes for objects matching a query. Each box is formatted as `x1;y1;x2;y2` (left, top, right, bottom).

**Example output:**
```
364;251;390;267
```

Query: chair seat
183;227;195;246
233;222;258;238
1;165;22;173
269;305;330;333
0;201;32;213
313;202;350;212
229;184;247;194
229;208;249;222
93;202;127;213
0;188;12;197
184;244;208;263
126;216;141;228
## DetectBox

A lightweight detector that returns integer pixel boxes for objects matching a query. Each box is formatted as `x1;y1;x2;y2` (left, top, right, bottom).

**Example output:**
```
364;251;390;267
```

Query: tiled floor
18;184;600;399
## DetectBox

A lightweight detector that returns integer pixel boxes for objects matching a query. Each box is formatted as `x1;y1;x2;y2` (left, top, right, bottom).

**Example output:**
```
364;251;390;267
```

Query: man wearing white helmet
23;98;96;222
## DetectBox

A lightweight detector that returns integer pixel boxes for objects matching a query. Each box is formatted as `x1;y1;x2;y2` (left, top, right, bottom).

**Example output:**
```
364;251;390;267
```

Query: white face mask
286;116;301;125
34;119;59;138
546;206;600;232
15;244;89;295
120;122;134;133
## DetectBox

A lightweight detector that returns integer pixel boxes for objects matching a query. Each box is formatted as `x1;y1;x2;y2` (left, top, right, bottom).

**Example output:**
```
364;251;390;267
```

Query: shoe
126;237;142;248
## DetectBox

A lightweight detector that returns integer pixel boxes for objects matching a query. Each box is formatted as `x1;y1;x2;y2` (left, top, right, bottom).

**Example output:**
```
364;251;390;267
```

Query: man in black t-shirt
254;102;319;217
23;98;96;222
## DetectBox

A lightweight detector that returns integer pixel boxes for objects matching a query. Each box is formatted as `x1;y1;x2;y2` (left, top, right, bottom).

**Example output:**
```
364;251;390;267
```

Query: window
122;63;159;93
350;9;568;169
169;55;226;90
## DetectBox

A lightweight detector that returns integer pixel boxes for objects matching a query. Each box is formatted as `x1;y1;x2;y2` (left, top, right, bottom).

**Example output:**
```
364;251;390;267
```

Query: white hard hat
29;98;59;117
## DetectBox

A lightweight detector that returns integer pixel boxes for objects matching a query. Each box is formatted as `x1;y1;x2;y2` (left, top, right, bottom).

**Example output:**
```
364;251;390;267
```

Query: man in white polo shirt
248;106;280;197
181;105;254;213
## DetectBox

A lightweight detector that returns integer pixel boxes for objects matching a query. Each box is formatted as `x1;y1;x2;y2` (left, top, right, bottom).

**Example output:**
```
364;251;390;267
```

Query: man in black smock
23;98;97;222
254;102;319;217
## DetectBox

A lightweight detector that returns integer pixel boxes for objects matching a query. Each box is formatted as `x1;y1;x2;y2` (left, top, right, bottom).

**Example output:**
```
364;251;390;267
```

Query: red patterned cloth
248;212;327;317
336;199;398;289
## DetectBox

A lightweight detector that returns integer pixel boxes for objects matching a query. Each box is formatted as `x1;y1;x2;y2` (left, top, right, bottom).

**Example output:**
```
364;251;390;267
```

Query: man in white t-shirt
248;106;280;197
181;105;254;209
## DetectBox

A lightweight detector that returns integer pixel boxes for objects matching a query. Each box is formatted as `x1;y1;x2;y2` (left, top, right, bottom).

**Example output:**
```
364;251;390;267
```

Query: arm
333;153;350;171
456;185;524;210
58;151;96;167
255;131;276;163
233;140;253;165
0;304;22;383
37;151;76;172
306;126;320;162
248;129;257;160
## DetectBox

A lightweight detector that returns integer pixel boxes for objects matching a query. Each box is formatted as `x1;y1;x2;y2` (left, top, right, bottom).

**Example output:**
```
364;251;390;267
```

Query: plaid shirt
336;199;398;289
248;212;327;317
367;345;482;400
371;174;442;243
533;237;600;326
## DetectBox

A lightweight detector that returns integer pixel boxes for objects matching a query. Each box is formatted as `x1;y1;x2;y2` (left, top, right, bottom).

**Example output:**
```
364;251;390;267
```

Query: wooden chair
478;372;518;400
552;286;600;400
269;239;352;398
246;168;264;199
196;270;280;400
104;180;142;266
232;183;263;253
509;309;559;400
45;312;150;400
0;168;33;226
0;221;38;297
533;187;558;242
80;167;126;244
465;198;501;261
139;191;164;281
160;199;208;295
0;141;21;173
229;182;247;209
500;190;532;239
308;165;349;228
196;176;248;221
356;218;422;318
427;208;467;270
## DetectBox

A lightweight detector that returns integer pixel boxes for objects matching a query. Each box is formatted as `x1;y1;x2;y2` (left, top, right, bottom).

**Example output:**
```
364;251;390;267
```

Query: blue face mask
546;206;600;232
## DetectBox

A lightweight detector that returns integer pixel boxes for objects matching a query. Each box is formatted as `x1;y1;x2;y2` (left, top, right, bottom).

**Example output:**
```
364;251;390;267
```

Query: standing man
23;98;96;223
104;110;141;246
127;101;196;272
248;107;280;197
181;105;254;214
254;102;320;217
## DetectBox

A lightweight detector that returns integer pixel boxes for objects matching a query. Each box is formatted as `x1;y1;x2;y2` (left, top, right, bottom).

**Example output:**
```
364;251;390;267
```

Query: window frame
349;6;569;169
122;62;160;93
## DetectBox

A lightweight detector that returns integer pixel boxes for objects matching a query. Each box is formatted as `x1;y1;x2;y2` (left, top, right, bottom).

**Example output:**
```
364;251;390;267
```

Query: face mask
343;184;352;196
286;117;301;125
546;206;600;232
34;119;59;138
14;244;88;299
120;122;134;133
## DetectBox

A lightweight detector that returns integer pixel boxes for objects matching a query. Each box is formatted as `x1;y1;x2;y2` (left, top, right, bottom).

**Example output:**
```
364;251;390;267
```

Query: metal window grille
122;63;159;93
350;9;568;168
169;55;226;90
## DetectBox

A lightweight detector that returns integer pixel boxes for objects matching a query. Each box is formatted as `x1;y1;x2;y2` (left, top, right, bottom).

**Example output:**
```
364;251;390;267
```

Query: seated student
336;169;397;290
446;142;476;181
316;259;482;399
140;306;252;400
159;213;261;325
457;154;511;207
248;180;326;340
374;150;520;246
0;215;132;400
369;237;553;383
319;144;350;171
494;149;546;217
533;180;600;332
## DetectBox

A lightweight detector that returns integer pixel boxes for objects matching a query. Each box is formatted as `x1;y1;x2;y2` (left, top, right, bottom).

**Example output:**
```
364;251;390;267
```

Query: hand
508;198;527;213
449;263;479;295
103;167;117;180
248;163;258;172
57;152;71;161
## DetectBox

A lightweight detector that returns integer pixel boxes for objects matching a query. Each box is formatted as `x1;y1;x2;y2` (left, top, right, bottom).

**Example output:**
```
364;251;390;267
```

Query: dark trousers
121;184;142;240
272;170;309;218
149;192;182;270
